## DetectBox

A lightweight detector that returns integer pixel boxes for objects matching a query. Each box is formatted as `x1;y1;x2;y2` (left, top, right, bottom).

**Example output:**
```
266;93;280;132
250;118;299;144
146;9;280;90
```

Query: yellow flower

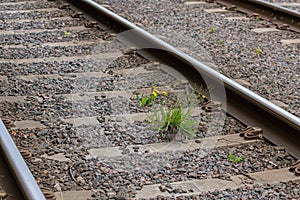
197;92;206;99
152;86;157;90
152;91;158;97
162;91;167;96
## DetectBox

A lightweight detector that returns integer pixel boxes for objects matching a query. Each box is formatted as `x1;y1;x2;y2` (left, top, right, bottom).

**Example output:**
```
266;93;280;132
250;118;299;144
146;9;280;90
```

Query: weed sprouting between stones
228;153;244;164
136;86;206;141
254;42;263;55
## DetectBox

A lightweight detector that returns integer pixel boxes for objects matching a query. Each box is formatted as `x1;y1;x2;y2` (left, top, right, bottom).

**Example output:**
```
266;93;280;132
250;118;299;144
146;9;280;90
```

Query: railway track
264;0;300;12
0;0;299;199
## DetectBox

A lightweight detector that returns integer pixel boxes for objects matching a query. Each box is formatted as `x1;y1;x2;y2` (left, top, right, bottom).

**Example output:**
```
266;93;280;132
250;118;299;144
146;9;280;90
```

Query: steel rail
0;119;46;200
216;0;300;33
0;151;24;199
65;0;300;159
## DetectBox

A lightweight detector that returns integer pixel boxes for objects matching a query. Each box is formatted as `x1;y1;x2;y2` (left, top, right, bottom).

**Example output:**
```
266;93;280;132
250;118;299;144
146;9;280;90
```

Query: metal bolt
71;12;83;18
85;21;98;28
41;188;56;200
122;47;137;55
251;13;260;19
2;118;15;128
227;5;237;11
58;4;69;9
18;147;32;159
277;23;289;30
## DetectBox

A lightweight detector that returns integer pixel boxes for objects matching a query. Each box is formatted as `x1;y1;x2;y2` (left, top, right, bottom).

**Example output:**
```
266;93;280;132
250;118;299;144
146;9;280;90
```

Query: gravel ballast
0;1;57;11
137;180;300;200
95;0;300;117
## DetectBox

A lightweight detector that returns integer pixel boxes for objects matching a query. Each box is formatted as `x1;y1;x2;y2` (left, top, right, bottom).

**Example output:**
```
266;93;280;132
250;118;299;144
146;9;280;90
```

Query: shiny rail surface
65;0;300;158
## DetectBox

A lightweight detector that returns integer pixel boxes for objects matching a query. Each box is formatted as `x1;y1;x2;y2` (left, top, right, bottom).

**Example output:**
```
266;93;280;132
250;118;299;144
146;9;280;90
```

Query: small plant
137;87;202;141
209;27;215;33
64;31;71;37
254;47;262;55
149;99;198;140
136;86;160;107
254;42;262;55
217;39;223;45
228;153;244;163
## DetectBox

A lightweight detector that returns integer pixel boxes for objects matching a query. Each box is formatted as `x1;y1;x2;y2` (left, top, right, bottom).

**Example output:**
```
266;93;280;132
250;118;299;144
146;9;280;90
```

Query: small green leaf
64;31;71;37
228;154;235;160
254;47;262;55
141;97;149;107
136;94;142;106
149;95;156;103
228;153;243;163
